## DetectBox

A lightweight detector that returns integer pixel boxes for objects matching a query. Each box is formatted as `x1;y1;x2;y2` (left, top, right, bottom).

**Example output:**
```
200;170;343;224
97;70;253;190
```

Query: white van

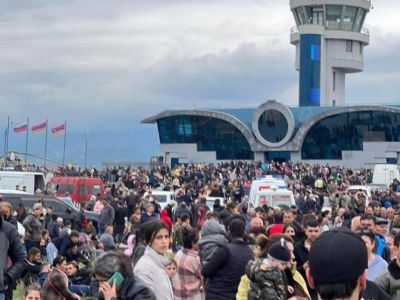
249;176;288;206
144;190;176;210
0;171;46;194
372;164;400;187
250;189;295;209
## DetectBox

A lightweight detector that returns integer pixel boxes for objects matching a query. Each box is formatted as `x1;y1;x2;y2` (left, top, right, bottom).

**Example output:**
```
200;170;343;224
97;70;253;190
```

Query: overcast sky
0;0;399;133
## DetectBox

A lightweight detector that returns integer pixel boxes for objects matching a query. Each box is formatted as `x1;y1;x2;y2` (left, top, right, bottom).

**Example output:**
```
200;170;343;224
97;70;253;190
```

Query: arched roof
141;110;263;151
291;105;400;149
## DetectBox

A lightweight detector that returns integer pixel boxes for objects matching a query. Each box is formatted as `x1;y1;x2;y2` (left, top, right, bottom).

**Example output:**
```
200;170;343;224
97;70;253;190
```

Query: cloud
0;0;399;163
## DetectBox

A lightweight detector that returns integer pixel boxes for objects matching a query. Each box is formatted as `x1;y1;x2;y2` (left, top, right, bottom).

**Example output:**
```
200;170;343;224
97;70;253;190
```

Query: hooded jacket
375;260;400;299
198;220;227;266
160;209;172;231
0;217;27;293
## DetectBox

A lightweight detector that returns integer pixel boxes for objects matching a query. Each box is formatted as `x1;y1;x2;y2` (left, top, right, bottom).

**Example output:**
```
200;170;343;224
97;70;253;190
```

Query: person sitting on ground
21;247;42;287
99;225;116;252
65;260;91;297
24;284;41;300
46;230;80;265
42;255;80;300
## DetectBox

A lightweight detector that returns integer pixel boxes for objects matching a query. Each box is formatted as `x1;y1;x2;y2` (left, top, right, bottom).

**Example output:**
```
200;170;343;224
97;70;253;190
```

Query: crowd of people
1;161;400;299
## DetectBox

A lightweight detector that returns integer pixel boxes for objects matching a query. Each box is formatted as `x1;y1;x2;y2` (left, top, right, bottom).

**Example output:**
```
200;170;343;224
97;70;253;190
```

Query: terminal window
326;5;342;30
346;40;353;52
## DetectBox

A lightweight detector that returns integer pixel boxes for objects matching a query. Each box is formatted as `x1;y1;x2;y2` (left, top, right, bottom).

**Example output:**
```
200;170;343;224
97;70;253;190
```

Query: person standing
113;200;128;245
23;203;44;251
294;217;321;299
134;221;174;300
174;226;204;300
375;232;400;299
202;216;253;300
0;215;27;300
307;229;390;300
98;198;115;235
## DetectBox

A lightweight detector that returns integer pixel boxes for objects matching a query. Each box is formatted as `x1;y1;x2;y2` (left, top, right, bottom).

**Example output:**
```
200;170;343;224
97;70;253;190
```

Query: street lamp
84;133;95;169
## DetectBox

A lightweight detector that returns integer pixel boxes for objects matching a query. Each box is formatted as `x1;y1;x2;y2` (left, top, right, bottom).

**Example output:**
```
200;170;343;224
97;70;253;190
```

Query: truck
48;176;104;203
0;171;46;194
372;164;400;187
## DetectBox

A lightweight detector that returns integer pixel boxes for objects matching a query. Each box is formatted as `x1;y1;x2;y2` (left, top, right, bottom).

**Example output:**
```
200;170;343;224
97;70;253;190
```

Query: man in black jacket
294;217;320;300
0;216;27;299
202;216;253;300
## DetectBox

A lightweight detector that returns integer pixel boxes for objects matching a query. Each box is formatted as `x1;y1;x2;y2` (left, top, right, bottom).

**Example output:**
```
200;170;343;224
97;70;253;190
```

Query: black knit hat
268;239;291;263
309;229;368;284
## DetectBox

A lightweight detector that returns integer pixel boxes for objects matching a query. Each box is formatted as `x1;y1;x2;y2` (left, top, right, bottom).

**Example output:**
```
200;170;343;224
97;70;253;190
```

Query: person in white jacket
134;220;174;300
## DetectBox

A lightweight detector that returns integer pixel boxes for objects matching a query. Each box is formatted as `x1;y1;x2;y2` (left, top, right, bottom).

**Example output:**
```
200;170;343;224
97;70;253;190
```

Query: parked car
346;185;387;206
144;190;176;210
0;193;99;224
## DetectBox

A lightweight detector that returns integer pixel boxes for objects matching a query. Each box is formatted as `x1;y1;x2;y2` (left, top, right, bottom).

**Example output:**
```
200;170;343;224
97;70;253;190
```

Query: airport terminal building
142;0;400;168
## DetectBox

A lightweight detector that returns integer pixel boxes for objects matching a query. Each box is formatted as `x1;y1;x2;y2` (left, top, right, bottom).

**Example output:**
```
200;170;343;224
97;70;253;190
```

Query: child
198;219;227;266
247;238;293;300
165;259;177;279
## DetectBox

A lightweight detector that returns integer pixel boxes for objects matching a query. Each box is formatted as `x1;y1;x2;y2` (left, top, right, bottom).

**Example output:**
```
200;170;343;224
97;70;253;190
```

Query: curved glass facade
258;110;288;143
302;111;400;159
157;116;254;160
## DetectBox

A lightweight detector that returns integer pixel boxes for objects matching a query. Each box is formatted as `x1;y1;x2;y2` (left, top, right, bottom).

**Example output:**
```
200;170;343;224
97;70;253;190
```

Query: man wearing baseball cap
307;229;390;300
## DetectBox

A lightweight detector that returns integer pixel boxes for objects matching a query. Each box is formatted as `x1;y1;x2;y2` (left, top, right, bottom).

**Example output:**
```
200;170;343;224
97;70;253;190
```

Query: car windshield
153;195;167;203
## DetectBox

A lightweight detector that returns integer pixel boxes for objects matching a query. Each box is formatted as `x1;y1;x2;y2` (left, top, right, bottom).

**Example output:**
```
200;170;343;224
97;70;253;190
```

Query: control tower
290;1;371;107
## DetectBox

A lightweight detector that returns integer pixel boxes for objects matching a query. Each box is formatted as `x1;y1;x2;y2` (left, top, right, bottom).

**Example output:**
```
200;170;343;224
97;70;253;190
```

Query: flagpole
25;118;29;170
5;116;10;169
62;120;67;168
3;128;6;170
44;119;48;169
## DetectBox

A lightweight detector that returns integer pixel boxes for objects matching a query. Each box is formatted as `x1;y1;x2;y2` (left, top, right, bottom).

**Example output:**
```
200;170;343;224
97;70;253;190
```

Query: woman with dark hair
133;220;174;300
41;256;80;300
94;252;155;300
283;223;296;239
174;226;204;300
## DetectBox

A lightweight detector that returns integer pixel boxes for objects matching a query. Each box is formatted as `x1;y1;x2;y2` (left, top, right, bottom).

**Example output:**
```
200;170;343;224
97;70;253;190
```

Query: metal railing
289;26;369;36
290;26;299;34
361;27;370;36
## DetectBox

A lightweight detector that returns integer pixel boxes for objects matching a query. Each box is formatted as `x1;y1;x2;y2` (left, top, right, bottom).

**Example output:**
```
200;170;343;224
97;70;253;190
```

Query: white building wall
291;142;400;169
160;144;217;164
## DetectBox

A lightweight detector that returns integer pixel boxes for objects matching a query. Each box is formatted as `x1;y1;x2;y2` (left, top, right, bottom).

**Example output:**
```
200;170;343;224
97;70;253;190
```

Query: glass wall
157;116;254;160
295;5;366;32
342;6;358;31
326;5;342;30
302;111;400;159
258;110;288;143
296;7;307;25
354;8;366;32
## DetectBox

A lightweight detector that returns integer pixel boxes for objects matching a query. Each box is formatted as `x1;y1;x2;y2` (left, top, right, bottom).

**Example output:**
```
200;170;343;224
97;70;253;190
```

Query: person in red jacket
160;209;173;231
